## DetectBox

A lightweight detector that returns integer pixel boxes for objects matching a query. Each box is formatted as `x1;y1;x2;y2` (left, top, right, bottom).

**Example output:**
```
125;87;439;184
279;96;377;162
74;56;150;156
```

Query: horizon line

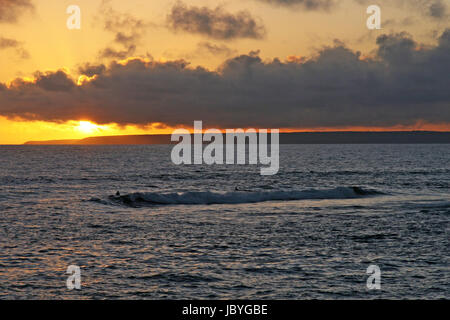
15;131;450;146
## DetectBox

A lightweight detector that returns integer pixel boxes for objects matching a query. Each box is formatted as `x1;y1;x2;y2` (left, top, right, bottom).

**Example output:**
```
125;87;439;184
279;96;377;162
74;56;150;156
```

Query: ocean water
0;144;448;299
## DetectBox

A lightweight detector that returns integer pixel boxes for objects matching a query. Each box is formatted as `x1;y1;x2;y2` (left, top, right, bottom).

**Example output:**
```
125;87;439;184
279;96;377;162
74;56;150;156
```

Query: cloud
354;0;449;20
0;36;29;58
0;36;19;48
256;0;450;20
195;41;237;57
34;70;75;92
167;2;266;40
256;0;335;10
99;45;136;60
97;0;149;59
429;0;448;19
0;0;33;23
0;30;449;129
78;63;107;77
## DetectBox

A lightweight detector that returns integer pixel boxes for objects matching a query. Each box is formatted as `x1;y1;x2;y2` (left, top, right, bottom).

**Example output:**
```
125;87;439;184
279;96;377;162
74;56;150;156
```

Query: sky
0;0;449;144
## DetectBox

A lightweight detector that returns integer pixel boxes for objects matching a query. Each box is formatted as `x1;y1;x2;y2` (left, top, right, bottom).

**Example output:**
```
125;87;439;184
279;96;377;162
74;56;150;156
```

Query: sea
0;144;448;299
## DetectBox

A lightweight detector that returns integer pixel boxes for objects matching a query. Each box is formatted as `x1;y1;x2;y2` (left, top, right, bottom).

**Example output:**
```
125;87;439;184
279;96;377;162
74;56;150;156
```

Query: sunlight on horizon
0;116;179;144
1;116;449;145
76;121;105;134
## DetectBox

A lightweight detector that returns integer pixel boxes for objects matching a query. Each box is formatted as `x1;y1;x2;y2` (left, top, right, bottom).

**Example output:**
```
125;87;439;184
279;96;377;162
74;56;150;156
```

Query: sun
77;121;101;134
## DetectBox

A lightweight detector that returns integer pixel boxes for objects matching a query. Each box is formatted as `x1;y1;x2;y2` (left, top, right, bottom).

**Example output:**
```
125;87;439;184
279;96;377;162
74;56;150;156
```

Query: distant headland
24;131;450;145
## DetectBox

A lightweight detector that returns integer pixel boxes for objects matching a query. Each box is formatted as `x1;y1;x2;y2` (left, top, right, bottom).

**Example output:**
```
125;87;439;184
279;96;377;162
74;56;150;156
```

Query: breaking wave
101;186;384;207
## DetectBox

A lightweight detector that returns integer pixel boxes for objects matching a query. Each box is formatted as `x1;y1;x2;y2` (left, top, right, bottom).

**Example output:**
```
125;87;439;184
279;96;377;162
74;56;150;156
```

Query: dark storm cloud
34;71;75;92
256;0;335;10
0;30;449;128
167;2;266;40
0;36;29;58
0;0;33;23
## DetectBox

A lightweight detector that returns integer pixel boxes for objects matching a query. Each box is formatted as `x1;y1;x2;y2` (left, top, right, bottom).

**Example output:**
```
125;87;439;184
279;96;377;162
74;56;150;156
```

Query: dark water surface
0;145;448;299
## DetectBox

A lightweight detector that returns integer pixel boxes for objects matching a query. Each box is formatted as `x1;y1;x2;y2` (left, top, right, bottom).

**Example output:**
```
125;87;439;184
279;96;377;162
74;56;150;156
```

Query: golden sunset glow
0;116;182;144
1;115;448;145
0;0;448;144
77;121;103;134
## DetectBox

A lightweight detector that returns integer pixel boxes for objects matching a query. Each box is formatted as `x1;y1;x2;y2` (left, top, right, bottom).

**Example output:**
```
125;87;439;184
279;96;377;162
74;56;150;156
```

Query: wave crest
104;186;383;207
